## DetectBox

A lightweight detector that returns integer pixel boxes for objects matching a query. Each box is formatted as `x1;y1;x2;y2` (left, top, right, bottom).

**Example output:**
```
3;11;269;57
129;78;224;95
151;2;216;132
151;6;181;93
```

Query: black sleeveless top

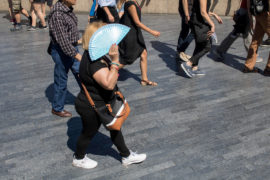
191;0;211;25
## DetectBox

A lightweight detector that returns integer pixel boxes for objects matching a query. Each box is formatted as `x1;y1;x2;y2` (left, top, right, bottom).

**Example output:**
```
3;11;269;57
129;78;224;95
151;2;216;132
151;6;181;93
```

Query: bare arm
199;0;215;35
182;0;190;23
209;12;223;24
93;44;120;90
127;5;160;37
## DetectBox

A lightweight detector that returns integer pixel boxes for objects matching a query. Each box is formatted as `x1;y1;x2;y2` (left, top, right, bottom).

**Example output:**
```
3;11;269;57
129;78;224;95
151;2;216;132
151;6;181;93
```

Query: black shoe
261;38;270;47
242;67;259;73
263;68;270;76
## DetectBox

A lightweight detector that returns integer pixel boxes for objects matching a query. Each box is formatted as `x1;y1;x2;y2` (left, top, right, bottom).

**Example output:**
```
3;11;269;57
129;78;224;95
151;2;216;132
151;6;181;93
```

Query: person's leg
190;40;211;67
177;15;190;53
29;2;37;29
74;107;101;159
41;1;46;18
140;49;157;86
244;15;265;70
51;45;70;112
33;2;46;27
110;130;130;158
260;13;270;72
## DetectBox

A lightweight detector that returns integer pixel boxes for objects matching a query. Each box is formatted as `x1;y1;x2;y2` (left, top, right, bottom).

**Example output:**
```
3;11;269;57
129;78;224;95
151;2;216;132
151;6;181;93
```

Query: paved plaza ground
0;12;270;180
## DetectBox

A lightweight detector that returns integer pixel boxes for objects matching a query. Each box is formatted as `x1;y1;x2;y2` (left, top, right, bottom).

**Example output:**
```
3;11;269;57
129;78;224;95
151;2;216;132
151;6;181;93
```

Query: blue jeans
51;44;81;112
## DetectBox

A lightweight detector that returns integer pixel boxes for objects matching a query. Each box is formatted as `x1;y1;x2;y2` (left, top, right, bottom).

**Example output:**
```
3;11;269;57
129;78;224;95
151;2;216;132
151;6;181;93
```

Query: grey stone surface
0;13;270;180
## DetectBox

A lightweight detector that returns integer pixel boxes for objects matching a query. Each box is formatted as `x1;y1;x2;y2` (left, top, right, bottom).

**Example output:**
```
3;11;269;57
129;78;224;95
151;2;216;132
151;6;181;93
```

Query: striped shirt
48;1;79;57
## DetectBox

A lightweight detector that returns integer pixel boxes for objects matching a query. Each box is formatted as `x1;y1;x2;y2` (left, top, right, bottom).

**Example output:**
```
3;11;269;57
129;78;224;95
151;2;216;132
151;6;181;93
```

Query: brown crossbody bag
81;83;130;131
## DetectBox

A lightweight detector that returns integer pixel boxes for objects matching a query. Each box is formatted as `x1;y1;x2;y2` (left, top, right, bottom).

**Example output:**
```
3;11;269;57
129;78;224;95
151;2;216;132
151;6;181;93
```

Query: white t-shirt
98;0;116;7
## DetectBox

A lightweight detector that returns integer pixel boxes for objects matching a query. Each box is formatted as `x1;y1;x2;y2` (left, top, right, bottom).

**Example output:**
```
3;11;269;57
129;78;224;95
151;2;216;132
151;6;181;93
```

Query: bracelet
111;62;120;67
111;65;119;71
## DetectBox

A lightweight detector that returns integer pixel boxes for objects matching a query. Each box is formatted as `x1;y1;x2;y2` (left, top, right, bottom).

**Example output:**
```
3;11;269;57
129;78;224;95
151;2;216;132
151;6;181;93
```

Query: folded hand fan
88;24;130;61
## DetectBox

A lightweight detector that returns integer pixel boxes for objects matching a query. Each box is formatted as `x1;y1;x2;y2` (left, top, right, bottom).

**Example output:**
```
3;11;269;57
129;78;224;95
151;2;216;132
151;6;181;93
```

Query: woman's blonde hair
117;0;126;11
82;21;106;50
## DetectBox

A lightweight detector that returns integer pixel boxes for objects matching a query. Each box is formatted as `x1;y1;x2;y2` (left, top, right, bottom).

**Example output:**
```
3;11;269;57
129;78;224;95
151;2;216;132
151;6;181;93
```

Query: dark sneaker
28;26;37;31
242;66;260;73
181;62;193;78
212;49;224;61
263;68;270;76
40;25;48;29
10;25;22;32
261;38;270;47
192;68;205;76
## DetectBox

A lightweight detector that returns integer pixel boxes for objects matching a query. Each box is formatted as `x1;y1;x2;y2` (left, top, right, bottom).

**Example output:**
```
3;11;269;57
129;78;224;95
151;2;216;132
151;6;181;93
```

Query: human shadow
45;83;77;105
67;117;121;161
208;45;247;72
140;0;151;7
210;0;219;12
118;68;141;83
150;40;180;73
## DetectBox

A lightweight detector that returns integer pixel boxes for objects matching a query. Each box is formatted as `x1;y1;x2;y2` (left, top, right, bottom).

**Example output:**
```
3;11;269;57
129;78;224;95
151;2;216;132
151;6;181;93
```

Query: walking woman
181;0;222;77
72;22;147;169
117;0;160;86
28;0;47;31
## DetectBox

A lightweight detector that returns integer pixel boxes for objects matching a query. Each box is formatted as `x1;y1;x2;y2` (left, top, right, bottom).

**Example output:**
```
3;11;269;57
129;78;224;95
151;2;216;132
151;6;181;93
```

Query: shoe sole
72;162;97;169
122;158;146;166
261;44;270;47
181;64;193;78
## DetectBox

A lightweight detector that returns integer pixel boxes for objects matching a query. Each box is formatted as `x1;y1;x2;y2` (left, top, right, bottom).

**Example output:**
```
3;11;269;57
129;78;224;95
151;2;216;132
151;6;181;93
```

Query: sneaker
10;25;22;32
192;68;205;76
28;26;37;31
256;57;263;63
72;155;98;169
122;151;147;166
40;25;48;29
261;38;270;47
263;68;270;76
212;49;223;61
181;62;193;78
179;52;191;62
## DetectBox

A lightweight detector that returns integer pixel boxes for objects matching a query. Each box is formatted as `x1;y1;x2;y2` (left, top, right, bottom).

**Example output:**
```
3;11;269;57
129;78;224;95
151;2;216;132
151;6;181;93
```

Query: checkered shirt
48;1;79;57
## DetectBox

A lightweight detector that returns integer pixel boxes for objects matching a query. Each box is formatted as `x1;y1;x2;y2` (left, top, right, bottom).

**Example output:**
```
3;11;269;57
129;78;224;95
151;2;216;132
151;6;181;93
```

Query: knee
141;50;147;60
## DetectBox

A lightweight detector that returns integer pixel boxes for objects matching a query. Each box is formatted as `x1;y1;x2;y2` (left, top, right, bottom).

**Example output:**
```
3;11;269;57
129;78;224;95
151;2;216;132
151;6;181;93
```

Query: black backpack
250;0;267;16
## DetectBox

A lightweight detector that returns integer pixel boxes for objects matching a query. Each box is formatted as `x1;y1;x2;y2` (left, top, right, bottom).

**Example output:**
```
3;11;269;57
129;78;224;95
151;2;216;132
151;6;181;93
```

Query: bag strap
81;82;97;109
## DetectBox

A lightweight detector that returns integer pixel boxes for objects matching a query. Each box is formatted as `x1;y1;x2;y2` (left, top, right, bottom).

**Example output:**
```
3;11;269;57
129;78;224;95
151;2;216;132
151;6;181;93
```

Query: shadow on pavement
67;117;121;162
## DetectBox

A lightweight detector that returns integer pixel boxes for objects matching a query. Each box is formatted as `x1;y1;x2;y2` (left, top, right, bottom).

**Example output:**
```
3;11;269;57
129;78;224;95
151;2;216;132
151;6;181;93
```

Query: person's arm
209;12;223;24
93;44;120;90
127;4;160;37
182;0;190;23
199;0;215;36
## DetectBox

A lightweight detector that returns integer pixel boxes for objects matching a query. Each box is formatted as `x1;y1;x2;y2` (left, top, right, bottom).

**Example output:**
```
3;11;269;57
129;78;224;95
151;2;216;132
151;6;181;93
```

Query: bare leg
140;49;157;86
33;3;46;26
21;8;30;18
30;3;37;27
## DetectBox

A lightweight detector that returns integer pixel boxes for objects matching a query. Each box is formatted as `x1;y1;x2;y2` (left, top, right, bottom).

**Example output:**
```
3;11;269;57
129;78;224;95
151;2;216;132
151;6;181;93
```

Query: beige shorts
12;0;22;13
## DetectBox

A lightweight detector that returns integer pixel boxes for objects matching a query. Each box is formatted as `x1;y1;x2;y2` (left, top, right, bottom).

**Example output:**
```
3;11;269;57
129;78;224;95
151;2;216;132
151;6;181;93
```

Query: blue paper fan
88;24;130;61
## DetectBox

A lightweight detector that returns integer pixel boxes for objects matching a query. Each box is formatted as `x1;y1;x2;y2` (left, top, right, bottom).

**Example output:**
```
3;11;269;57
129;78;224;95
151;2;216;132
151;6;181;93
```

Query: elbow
102;82;115;91
135;21;141;27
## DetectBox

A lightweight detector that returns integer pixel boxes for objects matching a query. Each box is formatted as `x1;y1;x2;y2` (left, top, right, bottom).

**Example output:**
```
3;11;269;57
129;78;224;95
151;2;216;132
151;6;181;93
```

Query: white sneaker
122;151;147;166
179;52;191;62
72;155;98;169
256;57;263;63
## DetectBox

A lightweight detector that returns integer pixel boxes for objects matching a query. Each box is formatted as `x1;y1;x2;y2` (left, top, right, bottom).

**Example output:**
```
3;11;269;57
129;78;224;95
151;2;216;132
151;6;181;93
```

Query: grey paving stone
0;13;270;180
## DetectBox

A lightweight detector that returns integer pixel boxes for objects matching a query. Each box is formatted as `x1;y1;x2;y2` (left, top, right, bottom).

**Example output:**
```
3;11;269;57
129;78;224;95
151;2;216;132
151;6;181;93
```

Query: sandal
242;67;260;73
141;79;158;86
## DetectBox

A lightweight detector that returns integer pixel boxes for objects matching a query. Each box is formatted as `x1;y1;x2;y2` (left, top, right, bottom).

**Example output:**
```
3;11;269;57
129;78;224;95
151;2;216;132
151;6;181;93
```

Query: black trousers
74;97;130;159
177;12;194;52
190;20;212;66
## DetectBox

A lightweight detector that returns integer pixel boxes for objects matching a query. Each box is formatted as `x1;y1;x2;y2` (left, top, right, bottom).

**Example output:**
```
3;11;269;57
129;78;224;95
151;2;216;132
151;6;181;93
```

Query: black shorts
33;0;45;3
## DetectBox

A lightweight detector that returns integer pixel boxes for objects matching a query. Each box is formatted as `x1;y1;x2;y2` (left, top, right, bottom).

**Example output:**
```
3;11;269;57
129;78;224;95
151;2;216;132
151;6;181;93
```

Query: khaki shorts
12;0;22;13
